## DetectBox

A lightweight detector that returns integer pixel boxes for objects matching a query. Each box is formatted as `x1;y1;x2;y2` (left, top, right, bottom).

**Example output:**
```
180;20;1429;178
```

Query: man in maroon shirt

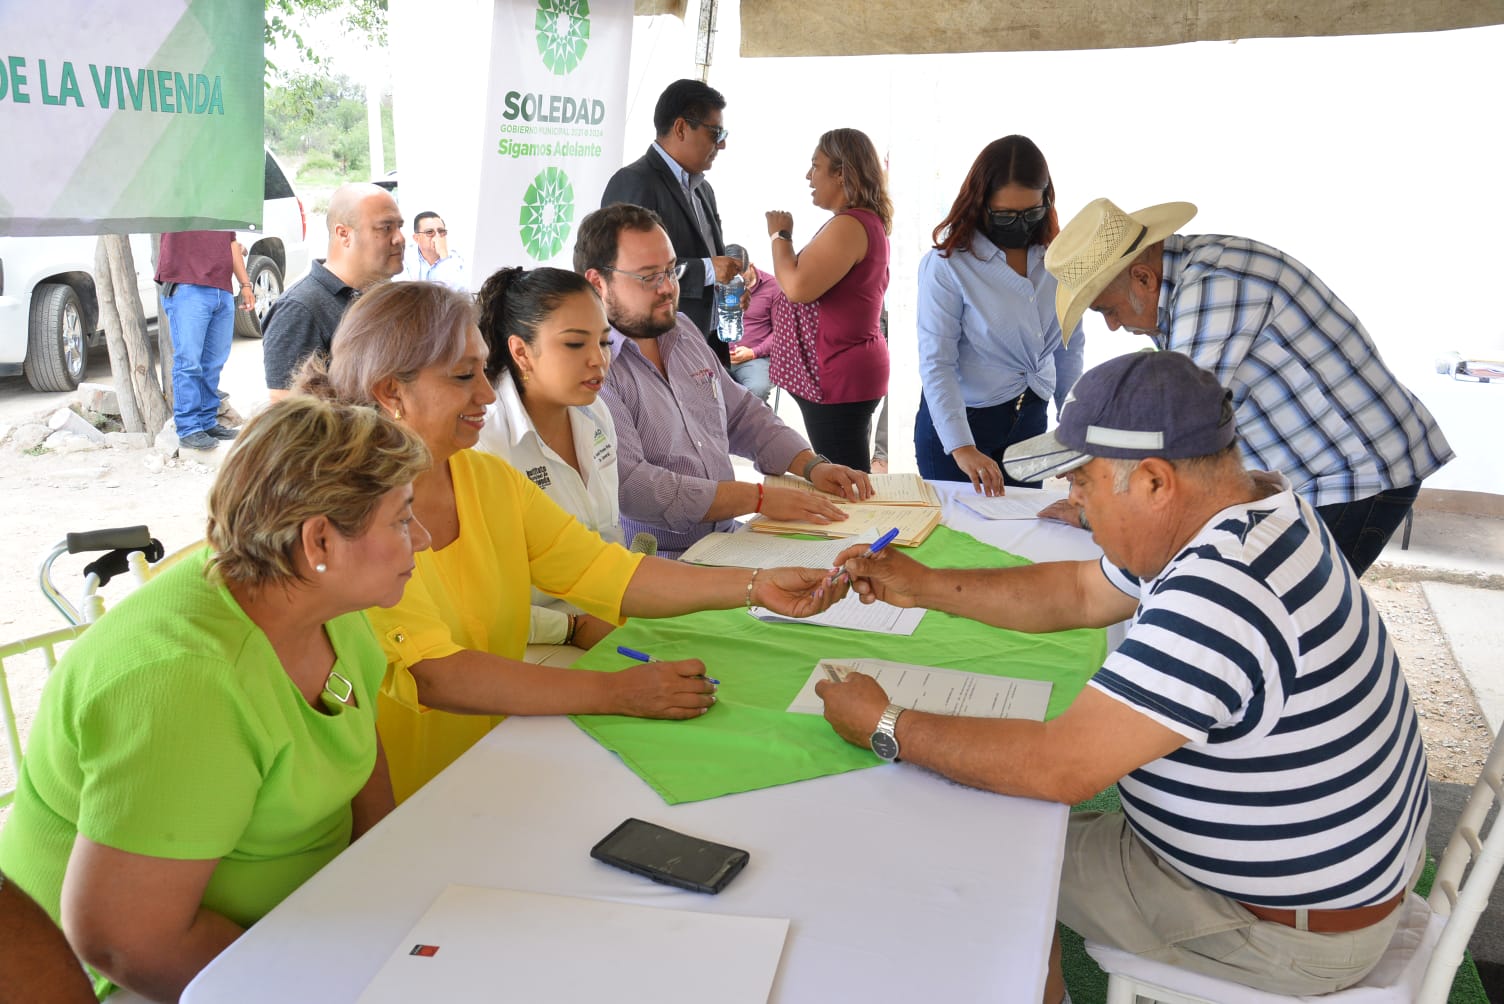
155;231;253;450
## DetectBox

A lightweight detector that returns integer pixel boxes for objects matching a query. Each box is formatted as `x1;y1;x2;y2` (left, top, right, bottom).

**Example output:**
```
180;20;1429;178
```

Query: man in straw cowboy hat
1039;197;1451;576
816;349;1430;1002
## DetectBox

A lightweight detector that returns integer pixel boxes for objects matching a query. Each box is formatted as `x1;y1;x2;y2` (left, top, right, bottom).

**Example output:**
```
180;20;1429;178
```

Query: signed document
787;658;1052;719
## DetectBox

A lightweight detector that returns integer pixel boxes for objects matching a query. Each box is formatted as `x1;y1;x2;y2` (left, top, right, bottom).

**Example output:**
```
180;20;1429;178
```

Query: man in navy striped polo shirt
817;350;1430;1003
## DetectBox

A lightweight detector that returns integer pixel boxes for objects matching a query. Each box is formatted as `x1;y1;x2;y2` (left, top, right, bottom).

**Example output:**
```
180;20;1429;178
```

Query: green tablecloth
570;525;1106;804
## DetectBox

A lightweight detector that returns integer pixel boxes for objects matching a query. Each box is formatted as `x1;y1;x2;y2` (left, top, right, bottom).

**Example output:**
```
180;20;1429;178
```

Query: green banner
570;526;1108;804
0;0;263;236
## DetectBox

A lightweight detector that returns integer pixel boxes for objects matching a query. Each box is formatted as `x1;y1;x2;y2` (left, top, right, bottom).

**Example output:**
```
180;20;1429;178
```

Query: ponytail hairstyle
476;266;601;388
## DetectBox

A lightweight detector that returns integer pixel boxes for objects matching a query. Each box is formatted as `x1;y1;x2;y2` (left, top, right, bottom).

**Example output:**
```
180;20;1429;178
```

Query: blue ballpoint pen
827;526;900;589
617;645;719;685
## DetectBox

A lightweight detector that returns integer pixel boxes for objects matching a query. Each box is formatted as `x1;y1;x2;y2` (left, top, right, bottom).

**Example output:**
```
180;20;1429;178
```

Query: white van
0;150;310;392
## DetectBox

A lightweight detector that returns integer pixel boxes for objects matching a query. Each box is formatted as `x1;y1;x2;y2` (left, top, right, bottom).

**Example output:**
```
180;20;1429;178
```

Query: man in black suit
601;78;742;367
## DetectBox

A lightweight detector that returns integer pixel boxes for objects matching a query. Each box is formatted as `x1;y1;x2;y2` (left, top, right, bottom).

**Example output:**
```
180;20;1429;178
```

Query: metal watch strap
872;703;904;760
800;453;830;481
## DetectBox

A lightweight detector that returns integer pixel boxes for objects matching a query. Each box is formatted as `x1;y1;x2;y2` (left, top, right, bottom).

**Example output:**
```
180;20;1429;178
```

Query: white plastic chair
1086;724;1504;1003
0;625;87;811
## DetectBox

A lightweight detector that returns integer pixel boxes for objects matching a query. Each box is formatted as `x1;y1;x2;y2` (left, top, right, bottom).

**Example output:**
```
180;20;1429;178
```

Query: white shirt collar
494;370;536;451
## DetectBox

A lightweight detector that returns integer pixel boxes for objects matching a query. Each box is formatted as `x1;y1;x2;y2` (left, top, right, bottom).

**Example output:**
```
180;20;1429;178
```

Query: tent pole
694;0;719;81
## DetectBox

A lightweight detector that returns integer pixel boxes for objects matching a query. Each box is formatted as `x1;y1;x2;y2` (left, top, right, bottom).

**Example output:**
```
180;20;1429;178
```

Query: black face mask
981;203;1049;249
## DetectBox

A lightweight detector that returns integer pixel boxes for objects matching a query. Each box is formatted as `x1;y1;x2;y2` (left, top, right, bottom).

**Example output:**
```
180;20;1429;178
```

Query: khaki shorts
1058;812;1404;996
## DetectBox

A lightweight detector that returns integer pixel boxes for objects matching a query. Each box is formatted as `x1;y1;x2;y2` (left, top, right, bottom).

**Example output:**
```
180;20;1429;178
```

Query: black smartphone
590;818;749;895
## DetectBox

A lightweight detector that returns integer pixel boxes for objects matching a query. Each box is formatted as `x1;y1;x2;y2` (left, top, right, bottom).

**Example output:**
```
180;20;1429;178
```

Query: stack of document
678;528;877;569
747;473;941;546
764;472;940;507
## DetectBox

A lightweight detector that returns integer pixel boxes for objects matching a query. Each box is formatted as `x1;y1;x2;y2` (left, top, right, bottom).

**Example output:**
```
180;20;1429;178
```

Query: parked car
0;150;309;392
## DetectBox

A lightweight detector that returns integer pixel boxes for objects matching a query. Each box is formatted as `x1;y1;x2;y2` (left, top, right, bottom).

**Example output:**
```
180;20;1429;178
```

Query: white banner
472;0;631;273
0;0;263;236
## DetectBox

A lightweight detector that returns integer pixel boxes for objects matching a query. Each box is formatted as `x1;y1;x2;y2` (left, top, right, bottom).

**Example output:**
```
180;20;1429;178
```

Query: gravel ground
1365;575;1493;785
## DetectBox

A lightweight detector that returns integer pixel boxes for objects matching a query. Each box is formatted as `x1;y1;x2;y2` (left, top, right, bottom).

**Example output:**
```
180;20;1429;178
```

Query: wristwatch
772;229;793;242
870;703;904;761
800;452;830;481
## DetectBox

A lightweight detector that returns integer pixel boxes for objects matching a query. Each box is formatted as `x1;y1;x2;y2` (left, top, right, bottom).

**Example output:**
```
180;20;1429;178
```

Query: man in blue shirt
1044;197;1452;575
400;211;467;291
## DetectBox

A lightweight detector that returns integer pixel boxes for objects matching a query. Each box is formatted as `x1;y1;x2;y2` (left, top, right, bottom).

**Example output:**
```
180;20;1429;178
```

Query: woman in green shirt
0;398;430;1000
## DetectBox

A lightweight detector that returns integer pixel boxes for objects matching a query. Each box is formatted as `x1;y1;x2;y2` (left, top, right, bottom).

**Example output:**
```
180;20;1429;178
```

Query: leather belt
1238;890;1405;934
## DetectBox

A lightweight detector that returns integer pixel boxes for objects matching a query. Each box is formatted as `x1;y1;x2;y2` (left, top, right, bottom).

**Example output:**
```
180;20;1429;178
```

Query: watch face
870;729;899;761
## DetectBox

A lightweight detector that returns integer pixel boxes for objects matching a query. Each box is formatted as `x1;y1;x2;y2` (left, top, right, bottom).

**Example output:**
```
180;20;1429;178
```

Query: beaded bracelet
745;568;760;609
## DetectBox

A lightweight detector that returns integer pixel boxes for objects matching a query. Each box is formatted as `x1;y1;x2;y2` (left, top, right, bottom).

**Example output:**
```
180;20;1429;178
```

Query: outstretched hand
1036;499;1085;529
752;565;850;617
950;445;1005;497
759;486;849;525
831;544;929;608
809;462;873;502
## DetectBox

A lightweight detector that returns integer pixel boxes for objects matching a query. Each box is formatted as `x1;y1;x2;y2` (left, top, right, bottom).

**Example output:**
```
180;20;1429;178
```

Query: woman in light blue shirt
915;136;1083;496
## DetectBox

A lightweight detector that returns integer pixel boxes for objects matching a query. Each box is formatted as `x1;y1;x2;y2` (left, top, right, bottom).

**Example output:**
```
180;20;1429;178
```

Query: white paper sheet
751;591;926;636
358;884;789;1004
953;489;1067;521
679;528;878;569
786;658;1053;719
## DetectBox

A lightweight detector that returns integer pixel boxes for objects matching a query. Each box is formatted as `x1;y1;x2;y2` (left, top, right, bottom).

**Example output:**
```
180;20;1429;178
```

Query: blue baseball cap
1002;350;1236;482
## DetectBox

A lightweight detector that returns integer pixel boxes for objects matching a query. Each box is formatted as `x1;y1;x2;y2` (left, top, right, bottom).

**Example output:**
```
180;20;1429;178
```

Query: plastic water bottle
716;273;745;343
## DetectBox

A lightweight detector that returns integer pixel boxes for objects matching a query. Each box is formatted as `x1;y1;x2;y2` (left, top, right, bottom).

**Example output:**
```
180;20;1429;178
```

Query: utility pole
694;0;719;82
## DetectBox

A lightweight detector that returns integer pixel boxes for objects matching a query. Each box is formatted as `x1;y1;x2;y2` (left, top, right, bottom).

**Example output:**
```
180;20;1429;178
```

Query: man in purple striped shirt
575;204;873;556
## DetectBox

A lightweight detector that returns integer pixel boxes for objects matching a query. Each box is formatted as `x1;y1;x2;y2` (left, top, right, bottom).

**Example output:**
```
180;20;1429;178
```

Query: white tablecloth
185;483;1114;1003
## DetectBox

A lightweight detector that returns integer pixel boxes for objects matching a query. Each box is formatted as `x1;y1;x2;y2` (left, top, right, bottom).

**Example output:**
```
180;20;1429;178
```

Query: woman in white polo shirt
476;267;624;658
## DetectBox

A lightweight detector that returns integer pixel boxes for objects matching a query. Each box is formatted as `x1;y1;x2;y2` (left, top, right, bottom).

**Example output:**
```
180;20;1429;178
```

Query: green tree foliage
264;0;387;78
267;73;394;179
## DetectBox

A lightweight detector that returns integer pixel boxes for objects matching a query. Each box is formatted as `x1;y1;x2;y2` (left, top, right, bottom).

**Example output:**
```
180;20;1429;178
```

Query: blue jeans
1315;481;1422;576
730;356;772;402
913;390;1048;488
163;283;234;436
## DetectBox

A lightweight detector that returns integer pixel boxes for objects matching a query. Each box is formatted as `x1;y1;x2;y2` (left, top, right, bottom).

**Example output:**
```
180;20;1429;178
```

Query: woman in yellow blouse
296;281;838;800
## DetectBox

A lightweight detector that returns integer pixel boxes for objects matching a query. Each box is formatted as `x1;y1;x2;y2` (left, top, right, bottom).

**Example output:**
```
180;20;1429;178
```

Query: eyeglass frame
416;227;449;238
597;260;688;289
685;119;729;144
984;200;1051;228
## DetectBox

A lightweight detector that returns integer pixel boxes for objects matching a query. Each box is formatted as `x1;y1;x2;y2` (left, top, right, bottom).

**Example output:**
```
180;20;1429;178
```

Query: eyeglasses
599;261;688;289
985;203;1050;227
417;228;448;238
687;120;729;144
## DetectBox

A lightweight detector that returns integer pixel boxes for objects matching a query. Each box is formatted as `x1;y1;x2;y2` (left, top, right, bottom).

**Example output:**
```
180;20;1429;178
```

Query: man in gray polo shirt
262;182;406;398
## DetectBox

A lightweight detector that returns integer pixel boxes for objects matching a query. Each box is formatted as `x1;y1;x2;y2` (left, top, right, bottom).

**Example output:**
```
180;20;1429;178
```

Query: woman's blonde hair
293;280;477;405
817;128;893;234
206;397;430;587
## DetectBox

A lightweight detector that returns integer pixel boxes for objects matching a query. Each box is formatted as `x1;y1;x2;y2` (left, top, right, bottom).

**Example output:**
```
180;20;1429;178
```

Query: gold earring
393;408;403;421
521;371;531;383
